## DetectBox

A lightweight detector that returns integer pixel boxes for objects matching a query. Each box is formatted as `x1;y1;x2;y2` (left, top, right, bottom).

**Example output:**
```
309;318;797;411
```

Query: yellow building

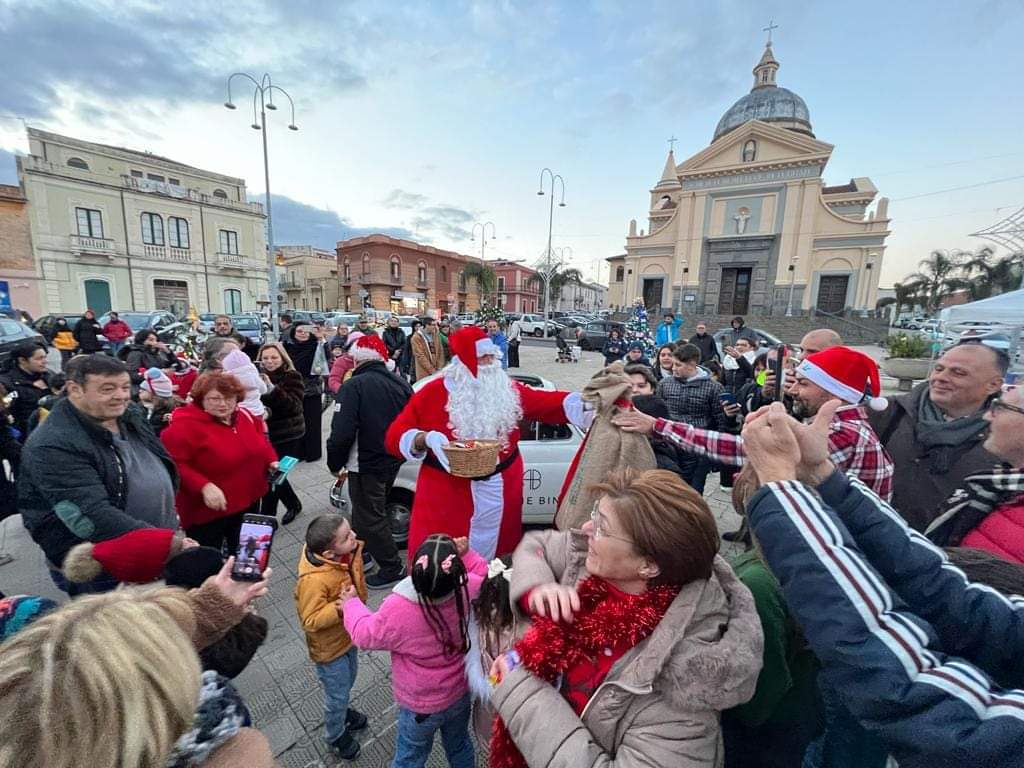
16;128;268;317
276;245;339;312
610;40;890;317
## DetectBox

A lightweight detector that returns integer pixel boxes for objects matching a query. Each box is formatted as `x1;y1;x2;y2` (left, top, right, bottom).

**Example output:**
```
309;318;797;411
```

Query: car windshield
115;313;161;330
398;317;417;327
199;314;216;321
232;316;260;330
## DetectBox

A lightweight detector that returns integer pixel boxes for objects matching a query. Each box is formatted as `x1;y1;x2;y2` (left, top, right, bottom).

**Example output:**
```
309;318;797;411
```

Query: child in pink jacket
340;533;487;768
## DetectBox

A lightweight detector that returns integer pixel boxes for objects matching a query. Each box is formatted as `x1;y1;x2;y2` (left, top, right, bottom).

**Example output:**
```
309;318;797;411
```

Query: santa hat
796;346;889;411
140;367;174;398
350;333;388;363
63;528;178;584
343;330;365;352
448;326;502;377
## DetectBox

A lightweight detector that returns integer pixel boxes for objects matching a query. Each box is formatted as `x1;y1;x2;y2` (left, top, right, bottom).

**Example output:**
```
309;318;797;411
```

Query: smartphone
231;514;278;581
718;392;737;405
269;455;299;488
769;344;788;402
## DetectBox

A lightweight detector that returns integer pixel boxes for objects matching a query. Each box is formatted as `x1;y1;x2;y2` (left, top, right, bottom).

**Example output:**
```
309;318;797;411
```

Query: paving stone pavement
0;344;743;767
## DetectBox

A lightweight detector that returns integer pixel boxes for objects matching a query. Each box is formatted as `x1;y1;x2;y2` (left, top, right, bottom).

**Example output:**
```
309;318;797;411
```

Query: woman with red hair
161;372;279;552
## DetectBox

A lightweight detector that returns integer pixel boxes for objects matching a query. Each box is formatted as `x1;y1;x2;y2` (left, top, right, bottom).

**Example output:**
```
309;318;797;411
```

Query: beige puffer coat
491;529;764;767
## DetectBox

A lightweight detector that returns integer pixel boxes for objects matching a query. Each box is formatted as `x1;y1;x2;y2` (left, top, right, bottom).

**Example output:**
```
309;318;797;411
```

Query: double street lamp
470;222;497;261
224;73;298;339
537;168;566;324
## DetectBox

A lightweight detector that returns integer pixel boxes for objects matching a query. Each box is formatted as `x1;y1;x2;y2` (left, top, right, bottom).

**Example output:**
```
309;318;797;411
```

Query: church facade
608;41;890;317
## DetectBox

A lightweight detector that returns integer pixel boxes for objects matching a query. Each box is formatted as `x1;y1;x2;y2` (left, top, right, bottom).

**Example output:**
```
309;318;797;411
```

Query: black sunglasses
992;398;1024;417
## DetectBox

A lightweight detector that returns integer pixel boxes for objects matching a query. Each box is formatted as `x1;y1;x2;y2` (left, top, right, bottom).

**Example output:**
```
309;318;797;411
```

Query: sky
1;0;1023;288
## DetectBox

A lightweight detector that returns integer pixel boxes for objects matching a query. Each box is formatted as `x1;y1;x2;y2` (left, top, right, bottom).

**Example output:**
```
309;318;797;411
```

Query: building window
218;229;239;254
146;173;165;182
141;213;165;246
440;265;448;283
390;255;401;279
615;266;624;282
168;217;190;249
497;276;505;290
458;271;467;291
224;289;242;314
417;261;427;284
130;169;143;178
67;157;89;170
168;178;180;186
75;207;104;238
343;259;351;280
212;189;228;199
742;140;757;163
362;252;370;276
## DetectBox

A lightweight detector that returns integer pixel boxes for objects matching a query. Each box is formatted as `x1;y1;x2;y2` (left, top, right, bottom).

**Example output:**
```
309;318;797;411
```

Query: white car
333;373;582;546
396;315;420;337
518;314;563;337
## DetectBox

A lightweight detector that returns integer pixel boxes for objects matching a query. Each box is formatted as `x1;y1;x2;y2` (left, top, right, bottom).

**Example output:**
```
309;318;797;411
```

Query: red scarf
490;576;679;768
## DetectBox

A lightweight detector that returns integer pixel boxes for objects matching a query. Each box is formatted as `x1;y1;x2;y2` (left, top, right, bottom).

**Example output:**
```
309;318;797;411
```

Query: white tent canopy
939;289;1024;325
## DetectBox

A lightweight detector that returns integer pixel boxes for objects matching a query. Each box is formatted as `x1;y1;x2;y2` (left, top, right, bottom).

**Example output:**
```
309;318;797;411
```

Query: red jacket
961;497;1024;565
160;403;278;528
102;319;133;342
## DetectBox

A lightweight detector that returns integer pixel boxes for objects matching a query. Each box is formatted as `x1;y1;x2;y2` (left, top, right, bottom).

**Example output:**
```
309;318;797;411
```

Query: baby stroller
555;334;573;363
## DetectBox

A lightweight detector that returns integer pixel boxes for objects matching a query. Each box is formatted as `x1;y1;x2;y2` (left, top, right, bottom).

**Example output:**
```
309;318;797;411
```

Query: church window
742;140;757;163
615;266;624;282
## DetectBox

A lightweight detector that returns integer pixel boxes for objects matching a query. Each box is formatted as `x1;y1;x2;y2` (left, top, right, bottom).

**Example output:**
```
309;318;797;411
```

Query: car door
517;415;582;525
586;321;607;349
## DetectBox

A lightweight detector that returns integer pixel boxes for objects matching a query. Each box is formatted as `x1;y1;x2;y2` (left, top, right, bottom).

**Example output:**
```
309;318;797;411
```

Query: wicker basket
442;439;501;478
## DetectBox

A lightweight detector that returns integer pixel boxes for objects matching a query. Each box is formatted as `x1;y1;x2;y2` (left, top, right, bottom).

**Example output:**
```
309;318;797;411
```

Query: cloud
0;0;368;121
264;194;413;250
410;205;477;241
381;189;429;210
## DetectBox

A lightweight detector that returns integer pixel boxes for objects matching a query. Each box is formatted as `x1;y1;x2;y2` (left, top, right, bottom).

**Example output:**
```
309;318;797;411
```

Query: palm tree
462;261;497;302
526;267;585;313
904;250;966;313
955;248;1024;299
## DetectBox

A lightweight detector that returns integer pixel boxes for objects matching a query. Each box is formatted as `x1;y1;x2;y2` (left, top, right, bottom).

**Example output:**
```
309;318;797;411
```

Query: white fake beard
446;361;522;447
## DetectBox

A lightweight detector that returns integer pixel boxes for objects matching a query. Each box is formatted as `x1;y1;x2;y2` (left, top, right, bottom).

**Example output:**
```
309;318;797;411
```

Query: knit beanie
0;596;58;641
140;367;174;398
163;546;226;589
63;528;179;584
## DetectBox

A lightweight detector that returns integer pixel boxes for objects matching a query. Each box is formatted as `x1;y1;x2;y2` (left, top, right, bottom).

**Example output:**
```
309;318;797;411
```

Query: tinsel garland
489;576;679;768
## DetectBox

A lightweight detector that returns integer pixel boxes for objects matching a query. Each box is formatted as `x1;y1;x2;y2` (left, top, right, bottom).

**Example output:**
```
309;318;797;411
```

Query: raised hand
611;407;657;435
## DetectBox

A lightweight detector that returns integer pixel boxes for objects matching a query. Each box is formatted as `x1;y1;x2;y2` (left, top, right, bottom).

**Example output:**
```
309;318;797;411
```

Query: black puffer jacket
18;398;179;567
383;326;406;360
72;316;103;352
327;360;412;475
123;343;181;383
0;364;50;438
261;368;306;448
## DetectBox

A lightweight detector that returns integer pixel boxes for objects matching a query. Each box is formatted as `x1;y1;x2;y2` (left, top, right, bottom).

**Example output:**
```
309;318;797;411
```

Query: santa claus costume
385;326;590;560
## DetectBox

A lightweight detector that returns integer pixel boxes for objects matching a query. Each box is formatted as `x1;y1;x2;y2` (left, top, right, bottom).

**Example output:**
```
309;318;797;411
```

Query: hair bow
440;554;456;574
487;558;513;582
414;555;429;571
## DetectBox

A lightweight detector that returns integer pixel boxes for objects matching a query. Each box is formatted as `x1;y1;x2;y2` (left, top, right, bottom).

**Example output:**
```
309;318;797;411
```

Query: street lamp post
537;168;566;326
470;222;497;261
224;73;298;340
785;257;799;317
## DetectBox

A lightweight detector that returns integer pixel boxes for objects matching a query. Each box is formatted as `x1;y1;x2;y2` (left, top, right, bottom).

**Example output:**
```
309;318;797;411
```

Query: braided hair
410;534;471;658
472;555;514;658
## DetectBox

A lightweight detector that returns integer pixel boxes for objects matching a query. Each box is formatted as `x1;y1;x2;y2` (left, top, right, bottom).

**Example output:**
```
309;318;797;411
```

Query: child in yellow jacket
294;514;369;760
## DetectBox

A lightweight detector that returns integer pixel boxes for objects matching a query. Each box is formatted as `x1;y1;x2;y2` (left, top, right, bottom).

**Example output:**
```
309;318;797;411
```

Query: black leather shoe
328;731;360;760
281;506;302;525
345;708;368;731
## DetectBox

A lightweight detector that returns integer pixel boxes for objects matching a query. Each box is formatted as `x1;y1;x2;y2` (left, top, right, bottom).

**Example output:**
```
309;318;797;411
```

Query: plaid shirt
653;403;894;501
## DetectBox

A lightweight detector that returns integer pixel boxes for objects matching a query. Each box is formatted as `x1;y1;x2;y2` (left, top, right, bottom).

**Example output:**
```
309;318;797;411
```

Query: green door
83;279;112;315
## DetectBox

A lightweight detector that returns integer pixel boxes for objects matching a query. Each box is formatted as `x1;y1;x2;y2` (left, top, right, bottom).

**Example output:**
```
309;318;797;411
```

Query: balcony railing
215;252;247;268
140;244;191;263
70;234;116;256
278;278;303;290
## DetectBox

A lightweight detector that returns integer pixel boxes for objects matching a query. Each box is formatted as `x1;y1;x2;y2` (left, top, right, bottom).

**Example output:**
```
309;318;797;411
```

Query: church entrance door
642;278;664;311
816;275;849;314
718;268;751;315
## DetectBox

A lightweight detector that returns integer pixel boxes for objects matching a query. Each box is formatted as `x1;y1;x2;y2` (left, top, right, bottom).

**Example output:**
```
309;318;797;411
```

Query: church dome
712;42;814;142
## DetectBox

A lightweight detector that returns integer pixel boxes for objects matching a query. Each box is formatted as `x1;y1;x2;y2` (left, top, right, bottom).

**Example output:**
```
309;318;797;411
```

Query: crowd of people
1;305;1023;768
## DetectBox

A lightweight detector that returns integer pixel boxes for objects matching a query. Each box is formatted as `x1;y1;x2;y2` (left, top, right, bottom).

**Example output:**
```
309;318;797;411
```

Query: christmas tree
477;302;505;325
624;299;655;358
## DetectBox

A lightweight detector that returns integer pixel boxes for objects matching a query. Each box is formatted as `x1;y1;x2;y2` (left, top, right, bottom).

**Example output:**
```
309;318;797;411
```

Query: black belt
423;446;520;481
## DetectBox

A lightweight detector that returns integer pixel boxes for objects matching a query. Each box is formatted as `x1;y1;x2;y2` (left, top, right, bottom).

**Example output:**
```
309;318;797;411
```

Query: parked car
333;373;582;546
324;312;361;328
287;310;328;326
0;318;46;369
196;313;218;333
33;313;86;341
455;313;478;325
98;310;178;334
229;314;265;347
394;315;420;337
518;314;564;337
0;308;34;325
713;327;783;357
577;320;626;351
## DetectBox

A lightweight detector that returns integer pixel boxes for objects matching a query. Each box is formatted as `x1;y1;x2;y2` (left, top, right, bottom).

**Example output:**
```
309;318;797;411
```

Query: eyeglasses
589;502;633;543
992;398;1024;417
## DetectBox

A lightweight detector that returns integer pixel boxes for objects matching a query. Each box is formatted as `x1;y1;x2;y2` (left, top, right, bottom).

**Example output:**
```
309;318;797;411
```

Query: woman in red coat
161;371;279;553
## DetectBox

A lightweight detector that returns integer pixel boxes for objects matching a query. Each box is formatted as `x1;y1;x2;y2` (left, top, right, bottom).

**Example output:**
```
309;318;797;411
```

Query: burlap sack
554;362;656;530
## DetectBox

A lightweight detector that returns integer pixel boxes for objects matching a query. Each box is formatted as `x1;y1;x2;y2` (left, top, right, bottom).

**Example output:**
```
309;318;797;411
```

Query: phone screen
770;344;787;402
231;517;276;581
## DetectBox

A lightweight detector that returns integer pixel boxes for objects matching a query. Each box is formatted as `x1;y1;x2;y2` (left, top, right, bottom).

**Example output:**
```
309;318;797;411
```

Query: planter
882;357;932;391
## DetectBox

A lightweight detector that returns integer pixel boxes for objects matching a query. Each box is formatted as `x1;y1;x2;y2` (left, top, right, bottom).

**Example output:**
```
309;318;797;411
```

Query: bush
885;333;931;358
